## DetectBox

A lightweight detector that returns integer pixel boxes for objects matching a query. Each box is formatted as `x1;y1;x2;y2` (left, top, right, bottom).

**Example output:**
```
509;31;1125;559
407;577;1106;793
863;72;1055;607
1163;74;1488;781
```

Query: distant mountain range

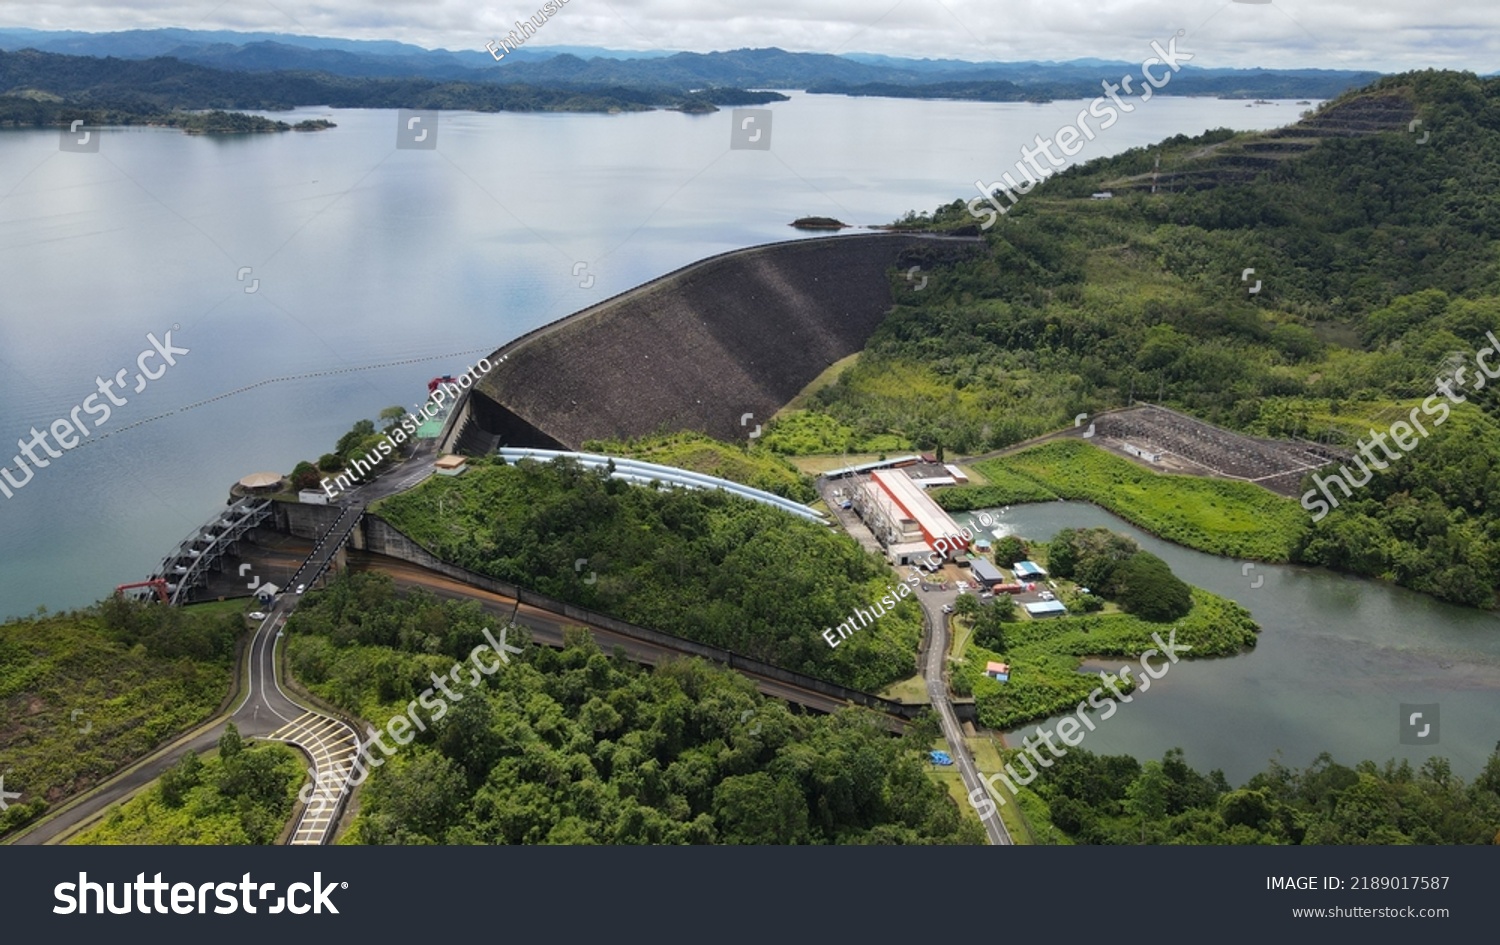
0;27;1382;99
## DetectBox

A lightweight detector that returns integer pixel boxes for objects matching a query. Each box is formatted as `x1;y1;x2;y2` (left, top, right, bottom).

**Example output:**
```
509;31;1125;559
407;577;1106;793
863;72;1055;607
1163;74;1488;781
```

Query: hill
0;29;1378;98
774;70;1500;607
0;47;785;124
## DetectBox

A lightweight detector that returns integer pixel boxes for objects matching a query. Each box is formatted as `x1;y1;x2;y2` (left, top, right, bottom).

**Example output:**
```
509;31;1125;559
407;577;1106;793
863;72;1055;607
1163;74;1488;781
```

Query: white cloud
0;0;1495;71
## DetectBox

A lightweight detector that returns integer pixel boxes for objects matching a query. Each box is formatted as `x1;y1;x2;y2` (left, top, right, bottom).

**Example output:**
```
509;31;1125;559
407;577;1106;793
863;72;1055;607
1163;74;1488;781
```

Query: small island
790;216;850;230
174;110;336;134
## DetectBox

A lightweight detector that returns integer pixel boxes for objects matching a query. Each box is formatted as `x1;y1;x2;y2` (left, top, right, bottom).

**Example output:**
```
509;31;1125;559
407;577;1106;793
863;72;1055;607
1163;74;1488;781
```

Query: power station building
853;469;970;562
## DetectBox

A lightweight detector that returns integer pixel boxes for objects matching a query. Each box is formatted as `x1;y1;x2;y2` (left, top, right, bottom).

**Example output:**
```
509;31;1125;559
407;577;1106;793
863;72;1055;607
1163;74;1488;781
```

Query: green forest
69;726;304;845
760;70;1500;607
0;47;787;129
0;599;242;836
372;456;921;693
1012;746;1500;845
286;572;979;844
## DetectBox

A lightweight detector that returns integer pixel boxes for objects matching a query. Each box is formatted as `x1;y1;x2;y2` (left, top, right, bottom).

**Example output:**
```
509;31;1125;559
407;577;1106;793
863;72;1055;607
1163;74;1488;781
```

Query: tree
335;420;376;456
379;405;406;435
218;722;244;759
1111;552;1192;621
159;751;203;808
993;536;1028;567
988;592;1017;622
1125;760;1170;843
713;773;808;844
972;604;1010;651
318;453;344;472
291;461;320;491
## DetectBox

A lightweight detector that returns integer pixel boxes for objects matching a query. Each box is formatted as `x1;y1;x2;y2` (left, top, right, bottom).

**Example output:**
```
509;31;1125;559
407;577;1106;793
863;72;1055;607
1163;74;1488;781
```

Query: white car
296;584;306;595
248;611;267;620
941;604;954;614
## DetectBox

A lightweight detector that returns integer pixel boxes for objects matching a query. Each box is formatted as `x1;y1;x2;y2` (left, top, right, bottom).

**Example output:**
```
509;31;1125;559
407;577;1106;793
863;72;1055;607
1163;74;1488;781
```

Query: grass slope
975;440;1306;560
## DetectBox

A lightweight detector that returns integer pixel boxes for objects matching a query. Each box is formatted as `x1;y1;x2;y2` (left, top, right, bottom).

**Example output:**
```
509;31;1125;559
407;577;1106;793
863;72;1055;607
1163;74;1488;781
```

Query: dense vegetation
286;573;979;844
1013;746;1500;844
374;457;920;693
0;48;787;125
958;589;1258;729
1047;527;1193;621
807;72;1378;103
0;97;335;132
0;599;241;835
70;726;304;845
765;70;1500;606
581;430;818;503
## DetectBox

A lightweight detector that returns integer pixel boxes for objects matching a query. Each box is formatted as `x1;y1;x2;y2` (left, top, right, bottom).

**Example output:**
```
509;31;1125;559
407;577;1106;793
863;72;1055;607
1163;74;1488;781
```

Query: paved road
236;598;359;846
12;598;359;845
914;585;1013;846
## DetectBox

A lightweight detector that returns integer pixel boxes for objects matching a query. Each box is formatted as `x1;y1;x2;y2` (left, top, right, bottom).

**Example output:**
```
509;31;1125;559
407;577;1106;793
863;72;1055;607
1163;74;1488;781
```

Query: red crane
115;578;170;603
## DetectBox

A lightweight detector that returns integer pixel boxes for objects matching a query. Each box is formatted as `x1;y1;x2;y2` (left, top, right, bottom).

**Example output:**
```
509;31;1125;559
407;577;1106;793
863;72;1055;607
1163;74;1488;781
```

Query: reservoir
960;503;1500;782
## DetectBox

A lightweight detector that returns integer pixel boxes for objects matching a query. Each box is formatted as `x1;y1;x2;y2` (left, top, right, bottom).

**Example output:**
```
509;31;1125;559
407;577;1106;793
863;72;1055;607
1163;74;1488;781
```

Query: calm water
960;504;1500;782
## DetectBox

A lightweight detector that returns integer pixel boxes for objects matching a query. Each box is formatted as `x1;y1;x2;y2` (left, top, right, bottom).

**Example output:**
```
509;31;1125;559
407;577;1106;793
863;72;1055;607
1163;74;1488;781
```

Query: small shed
985;661;1011;682
255;582;281;604
434;454;469;476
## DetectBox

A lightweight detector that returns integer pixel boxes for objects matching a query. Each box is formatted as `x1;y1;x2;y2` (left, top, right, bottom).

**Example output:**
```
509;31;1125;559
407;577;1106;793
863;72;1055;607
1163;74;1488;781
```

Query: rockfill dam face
457;234;981;453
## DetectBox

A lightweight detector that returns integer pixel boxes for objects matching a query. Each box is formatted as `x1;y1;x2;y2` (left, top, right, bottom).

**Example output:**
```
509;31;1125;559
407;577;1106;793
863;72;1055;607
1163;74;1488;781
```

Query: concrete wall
276;501;346;542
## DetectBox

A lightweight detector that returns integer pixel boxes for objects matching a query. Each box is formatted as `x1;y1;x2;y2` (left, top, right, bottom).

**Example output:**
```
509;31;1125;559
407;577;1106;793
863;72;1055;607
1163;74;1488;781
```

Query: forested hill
786;70;1500;607
0;29;1380;99
0;48;784;125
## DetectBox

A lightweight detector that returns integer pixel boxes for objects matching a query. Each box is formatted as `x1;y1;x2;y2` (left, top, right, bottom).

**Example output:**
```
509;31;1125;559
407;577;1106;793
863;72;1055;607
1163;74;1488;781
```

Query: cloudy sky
2;0;1496;71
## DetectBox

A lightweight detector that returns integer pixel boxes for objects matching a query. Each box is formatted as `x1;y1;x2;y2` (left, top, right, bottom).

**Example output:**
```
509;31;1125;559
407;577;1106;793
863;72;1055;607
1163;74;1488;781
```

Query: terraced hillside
1100;90;1416;194
463;234;980;450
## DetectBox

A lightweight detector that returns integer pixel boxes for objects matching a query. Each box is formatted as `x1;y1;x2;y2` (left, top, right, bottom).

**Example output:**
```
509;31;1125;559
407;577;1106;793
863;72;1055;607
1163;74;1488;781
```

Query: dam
446;233;983;453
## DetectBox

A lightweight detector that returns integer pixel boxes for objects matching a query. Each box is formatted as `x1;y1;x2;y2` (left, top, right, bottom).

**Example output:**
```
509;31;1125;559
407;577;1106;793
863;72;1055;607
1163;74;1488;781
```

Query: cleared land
1087;403;1349;497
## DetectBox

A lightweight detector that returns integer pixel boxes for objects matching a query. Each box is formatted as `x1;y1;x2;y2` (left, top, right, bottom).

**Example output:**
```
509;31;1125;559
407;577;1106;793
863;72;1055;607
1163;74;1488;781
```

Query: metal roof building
1014;560;1048;580
1024;600;1068;618
970;558;1005;586
869;469;967;552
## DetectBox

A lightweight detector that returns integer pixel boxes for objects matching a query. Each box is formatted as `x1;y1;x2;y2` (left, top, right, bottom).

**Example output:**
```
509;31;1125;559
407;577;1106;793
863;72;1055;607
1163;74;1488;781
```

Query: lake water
959;503;1500;782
